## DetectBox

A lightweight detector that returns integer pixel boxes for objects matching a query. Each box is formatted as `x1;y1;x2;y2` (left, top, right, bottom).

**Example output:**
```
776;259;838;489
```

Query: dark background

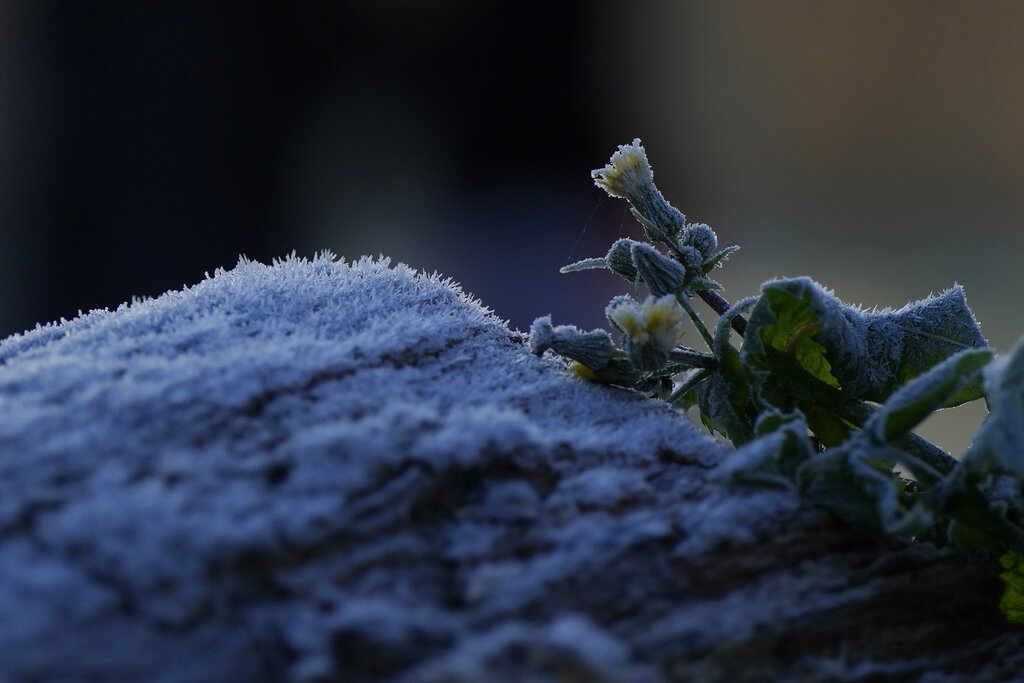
2;1;1022;450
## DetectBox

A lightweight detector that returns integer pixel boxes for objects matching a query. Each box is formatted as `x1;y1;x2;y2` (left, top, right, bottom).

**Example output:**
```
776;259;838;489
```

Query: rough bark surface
0;253;1020;682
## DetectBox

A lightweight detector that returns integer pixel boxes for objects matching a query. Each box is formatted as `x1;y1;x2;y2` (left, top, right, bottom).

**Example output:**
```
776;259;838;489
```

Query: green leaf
717;410;815;489
741;278;847;413
695;299;759;446
859;285;988;403
801;402;855;447
999;551;1024;624
960;336;1024;482
865;347;993;444
698;367;754;446
742;278;989;411
559;258;607;274
667;368;709;410
796;439;932;538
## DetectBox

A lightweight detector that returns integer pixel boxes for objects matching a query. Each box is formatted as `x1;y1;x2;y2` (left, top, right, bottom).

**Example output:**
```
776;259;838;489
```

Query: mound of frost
0;253;729;682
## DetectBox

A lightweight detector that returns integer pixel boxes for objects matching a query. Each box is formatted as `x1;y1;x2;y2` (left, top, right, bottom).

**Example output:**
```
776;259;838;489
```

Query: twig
699;290;747;336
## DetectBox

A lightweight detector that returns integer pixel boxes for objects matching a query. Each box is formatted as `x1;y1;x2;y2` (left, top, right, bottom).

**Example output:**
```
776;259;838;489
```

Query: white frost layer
0;253;746;681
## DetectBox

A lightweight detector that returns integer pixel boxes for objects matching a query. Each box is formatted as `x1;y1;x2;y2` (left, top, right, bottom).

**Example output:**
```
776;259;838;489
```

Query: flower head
591;138;653;201
606;294;685;371
591;139;685;244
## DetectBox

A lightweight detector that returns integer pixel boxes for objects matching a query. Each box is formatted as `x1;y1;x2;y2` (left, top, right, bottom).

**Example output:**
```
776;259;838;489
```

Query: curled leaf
865;347;993;444
742;278;989;410
740;278;848;417
796;439;932;538
861;285;988;402
960;337;1024;482
716;410;815;489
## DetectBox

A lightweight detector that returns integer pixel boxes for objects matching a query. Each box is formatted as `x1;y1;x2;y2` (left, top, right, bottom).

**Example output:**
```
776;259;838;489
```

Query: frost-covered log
0;253;1020;682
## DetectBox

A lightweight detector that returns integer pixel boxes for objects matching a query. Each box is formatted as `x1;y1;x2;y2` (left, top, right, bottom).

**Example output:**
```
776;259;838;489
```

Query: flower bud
591;139;653;200
605;239;641;281
684;223;718;262
591;140;685;244
529;316;614;370
630;243;686;297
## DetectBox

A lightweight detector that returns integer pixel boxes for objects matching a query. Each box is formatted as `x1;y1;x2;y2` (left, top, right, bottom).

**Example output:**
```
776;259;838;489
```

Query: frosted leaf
716;410;814;489
961;336;1024;481
865;347;992;444
559;257;607;274
742;277;988;409
741;278;850;413
697;369;754;446
863;285;988;400
796;438;932;538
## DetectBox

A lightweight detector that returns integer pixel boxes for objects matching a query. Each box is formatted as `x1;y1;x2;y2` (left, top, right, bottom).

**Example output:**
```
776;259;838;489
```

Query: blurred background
1;1;1022;450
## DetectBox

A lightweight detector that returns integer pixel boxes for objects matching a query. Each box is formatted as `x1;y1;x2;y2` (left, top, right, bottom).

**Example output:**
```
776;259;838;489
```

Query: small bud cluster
532;140;1024;626
565;140;739;300
592;140;683;245
534;139;736;388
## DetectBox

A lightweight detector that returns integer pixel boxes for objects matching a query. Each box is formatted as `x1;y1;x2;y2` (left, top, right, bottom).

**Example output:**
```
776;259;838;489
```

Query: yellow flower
591;138;653;201
608;295;684;352
591;139;685;244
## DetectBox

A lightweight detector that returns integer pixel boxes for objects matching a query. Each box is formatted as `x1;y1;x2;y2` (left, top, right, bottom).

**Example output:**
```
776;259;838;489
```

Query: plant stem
676;294;715;349
659;238;747;336
667;348;717;370
699;290;747;336
772;373;961;478
666;368;710;408
838;400;960;476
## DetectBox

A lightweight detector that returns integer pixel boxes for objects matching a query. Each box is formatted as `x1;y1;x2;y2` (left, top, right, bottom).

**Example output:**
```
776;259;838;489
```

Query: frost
402;614;665;683
672;488;806;558
0;251;733;680
547;467;653;510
